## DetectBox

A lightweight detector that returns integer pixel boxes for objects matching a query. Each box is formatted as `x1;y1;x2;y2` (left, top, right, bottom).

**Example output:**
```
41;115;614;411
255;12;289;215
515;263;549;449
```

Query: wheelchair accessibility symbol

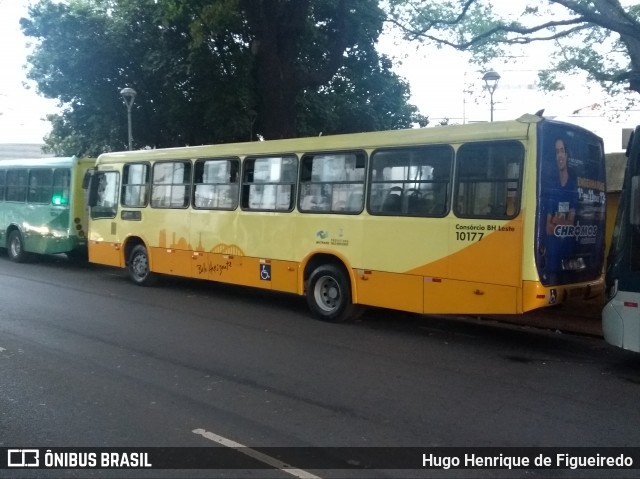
260;263;271;281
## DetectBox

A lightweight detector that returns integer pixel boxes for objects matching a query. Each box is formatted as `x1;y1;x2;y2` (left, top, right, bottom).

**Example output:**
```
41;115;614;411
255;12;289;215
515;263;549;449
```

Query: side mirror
82;168;94;190
87;171;100;207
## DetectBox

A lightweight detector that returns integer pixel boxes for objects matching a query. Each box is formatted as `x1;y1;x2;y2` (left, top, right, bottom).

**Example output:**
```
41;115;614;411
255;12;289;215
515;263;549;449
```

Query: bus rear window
52;169;71;205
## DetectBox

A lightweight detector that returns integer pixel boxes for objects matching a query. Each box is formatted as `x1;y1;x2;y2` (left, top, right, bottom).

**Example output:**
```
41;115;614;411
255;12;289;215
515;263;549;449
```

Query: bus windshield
535;121;607;286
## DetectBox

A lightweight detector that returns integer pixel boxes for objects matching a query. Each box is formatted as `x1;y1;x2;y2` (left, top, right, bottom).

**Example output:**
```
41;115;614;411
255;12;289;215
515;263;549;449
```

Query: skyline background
0;2;57;144
1;1;640;152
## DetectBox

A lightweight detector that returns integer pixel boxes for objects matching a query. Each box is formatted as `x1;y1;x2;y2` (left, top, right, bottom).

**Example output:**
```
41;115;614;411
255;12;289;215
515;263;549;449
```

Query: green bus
0;156;94;262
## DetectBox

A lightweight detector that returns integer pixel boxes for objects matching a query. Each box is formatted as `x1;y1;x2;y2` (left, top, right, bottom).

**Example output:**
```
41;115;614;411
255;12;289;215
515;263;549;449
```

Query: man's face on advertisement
555;139;567;172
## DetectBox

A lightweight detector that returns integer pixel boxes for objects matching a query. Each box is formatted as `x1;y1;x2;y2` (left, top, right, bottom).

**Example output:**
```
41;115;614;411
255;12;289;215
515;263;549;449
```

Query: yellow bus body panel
423;279;517;314
88;239;122;267
355;271;424;313
407;216;523;286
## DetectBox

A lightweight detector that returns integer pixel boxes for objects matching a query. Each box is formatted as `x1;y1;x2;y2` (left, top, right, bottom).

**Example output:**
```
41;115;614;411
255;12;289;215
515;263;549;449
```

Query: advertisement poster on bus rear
536;122;606;286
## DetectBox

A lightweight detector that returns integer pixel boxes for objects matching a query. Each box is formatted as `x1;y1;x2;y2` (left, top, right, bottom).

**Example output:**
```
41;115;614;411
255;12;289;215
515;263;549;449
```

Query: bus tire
306;264;356;322
127;244;157;286
7;230;29;263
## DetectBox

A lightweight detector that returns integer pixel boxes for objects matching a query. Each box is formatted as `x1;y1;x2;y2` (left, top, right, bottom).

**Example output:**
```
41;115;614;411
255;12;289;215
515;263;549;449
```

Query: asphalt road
1;254;639;479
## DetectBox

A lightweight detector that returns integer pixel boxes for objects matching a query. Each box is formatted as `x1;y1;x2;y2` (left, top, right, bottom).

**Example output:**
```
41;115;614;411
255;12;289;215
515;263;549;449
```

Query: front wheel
306;264;357;322
7;230;29;263
127;244;157;286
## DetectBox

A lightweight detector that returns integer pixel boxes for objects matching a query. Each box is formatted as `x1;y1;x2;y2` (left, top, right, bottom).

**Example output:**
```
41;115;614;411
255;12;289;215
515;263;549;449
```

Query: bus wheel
306;264;356;322
8;230;29;263
128;244;157;286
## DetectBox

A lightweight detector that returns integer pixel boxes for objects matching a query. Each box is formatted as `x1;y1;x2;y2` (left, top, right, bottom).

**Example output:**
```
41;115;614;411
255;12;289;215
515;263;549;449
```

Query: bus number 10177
455;231;484;242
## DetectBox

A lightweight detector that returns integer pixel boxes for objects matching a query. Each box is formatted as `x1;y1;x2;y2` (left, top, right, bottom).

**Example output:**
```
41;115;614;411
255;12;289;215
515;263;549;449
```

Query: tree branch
389;0;640;94
390;14;590;50
552;0;640;40
299;0;352;87
411;0;476;30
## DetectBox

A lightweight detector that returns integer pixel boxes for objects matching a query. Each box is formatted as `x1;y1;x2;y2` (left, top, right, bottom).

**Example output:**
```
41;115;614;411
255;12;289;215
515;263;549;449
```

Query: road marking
0;346;6;352
192;428;322;479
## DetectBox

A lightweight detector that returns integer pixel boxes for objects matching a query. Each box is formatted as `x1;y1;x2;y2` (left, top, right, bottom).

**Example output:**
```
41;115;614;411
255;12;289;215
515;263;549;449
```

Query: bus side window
631;176;640;226
298;151;365;214
89;171;120;219
6;169;28;202
242;155;298;211
151;161;192;208
454;141;524;219
629;176;640;273
0;169;5;201
122;163;149;207
27;169;53;204
369;145;453;216
194;158;239;210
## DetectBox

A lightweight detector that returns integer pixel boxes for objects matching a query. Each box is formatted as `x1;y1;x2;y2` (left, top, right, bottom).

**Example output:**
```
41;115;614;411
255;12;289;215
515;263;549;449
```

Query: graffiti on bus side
195;260;233;276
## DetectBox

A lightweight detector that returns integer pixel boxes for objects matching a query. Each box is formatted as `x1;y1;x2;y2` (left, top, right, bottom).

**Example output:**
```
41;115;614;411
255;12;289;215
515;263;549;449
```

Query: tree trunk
254;43;298;139
621;36;640;94
242;0;311;140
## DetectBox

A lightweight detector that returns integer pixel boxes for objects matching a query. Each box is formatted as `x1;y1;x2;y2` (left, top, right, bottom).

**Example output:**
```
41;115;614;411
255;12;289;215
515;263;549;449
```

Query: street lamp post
120;87;137;150
482;70;500;122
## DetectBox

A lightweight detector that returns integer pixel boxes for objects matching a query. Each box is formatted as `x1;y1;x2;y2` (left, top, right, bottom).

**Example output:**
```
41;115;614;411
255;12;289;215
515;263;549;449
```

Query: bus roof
0;156;92;169
96;116;555;165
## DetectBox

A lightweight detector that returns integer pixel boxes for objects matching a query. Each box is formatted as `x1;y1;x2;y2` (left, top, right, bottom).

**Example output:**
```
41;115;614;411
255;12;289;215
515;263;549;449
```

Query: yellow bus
86;114;607;321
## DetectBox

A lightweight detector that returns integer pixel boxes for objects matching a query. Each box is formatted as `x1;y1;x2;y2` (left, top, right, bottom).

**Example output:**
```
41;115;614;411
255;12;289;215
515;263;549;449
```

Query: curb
488;299;603;337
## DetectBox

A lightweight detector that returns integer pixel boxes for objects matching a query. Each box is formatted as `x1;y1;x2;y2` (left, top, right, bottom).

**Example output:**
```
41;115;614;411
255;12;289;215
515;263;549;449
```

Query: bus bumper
522;278;604;312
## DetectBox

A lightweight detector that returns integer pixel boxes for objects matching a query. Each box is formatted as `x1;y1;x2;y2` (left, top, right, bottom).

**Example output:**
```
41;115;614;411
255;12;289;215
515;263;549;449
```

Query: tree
297;27;425;135
22;0;279;154
386;0;640;97
21;0;425;155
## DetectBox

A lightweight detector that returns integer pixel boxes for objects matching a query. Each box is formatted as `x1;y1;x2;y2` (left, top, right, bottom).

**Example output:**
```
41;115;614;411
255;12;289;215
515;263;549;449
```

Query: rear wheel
127;244;157;286
306;264;357;322
7;230;29;263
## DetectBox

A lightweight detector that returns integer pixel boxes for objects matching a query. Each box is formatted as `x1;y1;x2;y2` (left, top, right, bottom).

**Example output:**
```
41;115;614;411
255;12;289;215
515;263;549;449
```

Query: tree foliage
22;0;425;155
387;0;640;97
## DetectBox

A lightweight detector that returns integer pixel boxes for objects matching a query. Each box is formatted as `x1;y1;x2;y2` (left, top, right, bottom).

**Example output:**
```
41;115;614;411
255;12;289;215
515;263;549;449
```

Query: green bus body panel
0;156;94;255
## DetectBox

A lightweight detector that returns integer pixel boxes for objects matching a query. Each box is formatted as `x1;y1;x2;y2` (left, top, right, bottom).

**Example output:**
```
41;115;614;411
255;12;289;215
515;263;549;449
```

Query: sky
0;1;58;144
376;34;640;153
1;1;640;151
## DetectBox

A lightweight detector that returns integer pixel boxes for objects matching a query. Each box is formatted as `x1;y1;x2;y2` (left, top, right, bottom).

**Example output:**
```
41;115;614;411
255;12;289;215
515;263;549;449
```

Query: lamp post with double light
482;70;500;122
